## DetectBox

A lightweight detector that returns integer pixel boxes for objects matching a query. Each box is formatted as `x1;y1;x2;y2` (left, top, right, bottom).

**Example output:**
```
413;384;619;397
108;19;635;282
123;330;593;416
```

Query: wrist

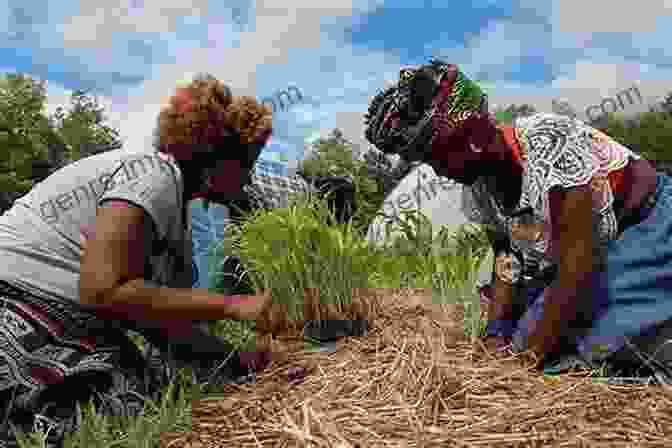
202;292;252;320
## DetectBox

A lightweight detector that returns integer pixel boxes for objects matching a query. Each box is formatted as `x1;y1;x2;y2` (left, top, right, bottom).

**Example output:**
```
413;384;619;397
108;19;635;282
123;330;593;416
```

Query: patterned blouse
461;113;641;284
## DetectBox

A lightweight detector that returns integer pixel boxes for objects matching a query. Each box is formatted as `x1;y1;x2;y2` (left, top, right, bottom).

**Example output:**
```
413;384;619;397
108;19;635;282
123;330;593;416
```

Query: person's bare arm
79;202;270;323
483;225;516;322
526;185;594;359
490;275;515;321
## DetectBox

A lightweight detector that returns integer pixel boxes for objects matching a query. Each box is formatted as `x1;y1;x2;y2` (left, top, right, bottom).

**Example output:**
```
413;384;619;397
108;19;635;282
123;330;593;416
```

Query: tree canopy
601;107;672;175
298;129;411;234
0;72;121;211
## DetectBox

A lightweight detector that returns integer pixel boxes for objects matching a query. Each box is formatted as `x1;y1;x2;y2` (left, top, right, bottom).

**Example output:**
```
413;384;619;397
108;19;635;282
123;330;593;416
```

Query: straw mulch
161;289;672;448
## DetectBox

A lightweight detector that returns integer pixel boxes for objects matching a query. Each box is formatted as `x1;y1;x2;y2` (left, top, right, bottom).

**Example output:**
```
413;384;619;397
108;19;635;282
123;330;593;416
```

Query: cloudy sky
3;0;672;165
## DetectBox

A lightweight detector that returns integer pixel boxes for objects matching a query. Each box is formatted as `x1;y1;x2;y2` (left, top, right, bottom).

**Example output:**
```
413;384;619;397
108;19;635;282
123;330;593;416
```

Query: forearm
483;245;523;339
90;278;252;323
528;242;594;355
485;227;516;317
489;276;516;320
528;224;594;355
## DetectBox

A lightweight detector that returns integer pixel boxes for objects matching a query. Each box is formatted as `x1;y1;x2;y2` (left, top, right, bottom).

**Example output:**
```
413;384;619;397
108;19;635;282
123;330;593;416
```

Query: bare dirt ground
161;289;672;447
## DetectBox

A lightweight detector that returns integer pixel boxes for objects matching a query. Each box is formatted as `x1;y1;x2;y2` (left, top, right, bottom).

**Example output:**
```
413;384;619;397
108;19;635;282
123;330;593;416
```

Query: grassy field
8;193;521;447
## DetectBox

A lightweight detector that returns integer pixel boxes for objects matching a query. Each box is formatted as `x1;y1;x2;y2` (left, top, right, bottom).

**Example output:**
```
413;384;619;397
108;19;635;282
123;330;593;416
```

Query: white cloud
556;0;672;34
61;0;214;47
422;1;672;125
55;1;396;157
478;58;672;126
551;61;635;94
28;0;672;170
16;0;672;250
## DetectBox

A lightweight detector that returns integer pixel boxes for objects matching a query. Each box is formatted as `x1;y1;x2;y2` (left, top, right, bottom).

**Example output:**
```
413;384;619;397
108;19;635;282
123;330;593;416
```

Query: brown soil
161;289;672;448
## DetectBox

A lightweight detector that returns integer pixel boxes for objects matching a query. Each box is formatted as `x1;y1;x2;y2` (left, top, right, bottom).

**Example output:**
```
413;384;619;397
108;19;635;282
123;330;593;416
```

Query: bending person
0;74;284;445
364;60;672;378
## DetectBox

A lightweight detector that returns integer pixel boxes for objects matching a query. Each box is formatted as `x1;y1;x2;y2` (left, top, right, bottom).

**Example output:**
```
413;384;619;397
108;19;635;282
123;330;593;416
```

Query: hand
254;289;321;335
481;336;543;364
255;288;361;335
255;298;293;334
255;289;326;335
302;288;374;322
231;288;273;323
522;329;554;370
253;289;375;335
515;349;544;370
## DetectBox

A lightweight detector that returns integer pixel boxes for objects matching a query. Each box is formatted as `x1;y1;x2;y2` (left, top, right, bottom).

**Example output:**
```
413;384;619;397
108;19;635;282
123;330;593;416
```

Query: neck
483;125;524;208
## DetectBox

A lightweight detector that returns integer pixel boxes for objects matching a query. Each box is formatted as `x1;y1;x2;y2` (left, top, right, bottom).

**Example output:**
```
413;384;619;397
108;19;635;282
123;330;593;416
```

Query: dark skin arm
525;185;595;360
79;203;272;324
481;226;517;353
483;226;517;322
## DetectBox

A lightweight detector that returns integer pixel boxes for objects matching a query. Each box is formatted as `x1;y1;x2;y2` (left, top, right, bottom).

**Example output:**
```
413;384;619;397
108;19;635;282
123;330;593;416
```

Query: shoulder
514;112;637;167
118;151;181;188
514;112;588;137
100;151;184;239
513;113;596;163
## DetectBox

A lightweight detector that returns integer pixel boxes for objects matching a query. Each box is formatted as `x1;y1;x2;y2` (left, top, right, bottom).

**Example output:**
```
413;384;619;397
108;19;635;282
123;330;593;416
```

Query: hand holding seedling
253;289;370;335
253;289;323;335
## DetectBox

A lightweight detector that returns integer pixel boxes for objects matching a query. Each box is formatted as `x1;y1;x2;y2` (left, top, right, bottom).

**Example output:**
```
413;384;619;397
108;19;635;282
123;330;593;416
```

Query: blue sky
3;0;672;166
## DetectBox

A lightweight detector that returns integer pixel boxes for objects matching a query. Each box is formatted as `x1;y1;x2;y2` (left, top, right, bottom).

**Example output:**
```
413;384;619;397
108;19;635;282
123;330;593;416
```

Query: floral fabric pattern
462;113;640;282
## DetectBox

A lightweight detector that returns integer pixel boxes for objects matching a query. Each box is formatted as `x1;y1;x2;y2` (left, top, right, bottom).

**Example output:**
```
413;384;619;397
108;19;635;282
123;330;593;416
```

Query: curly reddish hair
154;73;272;161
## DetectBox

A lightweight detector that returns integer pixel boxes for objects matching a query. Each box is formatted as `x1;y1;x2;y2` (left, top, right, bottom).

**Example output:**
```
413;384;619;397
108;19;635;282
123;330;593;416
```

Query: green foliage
0;72;121;211
364;208;490;340
221;190;371;324
371;208;490;289
51;89;121;161
0;74;53;200
208;191;490;349
298;128;404;234
602;109;672;163
14;378;194;448
492;103;537;123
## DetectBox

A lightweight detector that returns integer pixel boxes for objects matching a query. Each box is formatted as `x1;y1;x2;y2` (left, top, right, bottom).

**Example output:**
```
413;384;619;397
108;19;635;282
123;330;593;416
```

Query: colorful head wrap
432;64;487;128
494;110;515;123
364;60;488;161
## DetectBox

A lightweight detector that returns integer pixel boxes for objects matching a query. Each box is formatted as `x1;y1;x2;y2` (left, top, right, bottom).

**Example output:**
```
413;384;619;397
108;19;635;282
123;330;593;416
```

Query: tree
51;89;121;163
0;72;122;212
493;103;537;123
298;128;392;234
602;109;672;175
0;73;54;208
361;148;417;196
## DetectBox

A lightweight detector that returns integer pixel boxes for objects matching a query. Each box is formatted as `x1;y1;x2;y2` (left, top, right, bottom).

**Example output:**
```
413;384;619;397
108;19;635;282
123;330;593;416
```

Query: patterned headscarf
364;60;488;161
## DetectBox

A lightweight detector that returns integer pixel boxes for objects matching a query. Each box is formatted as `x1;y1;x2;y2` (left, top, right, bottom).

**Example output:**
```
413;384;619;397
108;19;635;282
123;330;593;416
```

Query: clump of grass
368;208;491;340
12;377;195;448
215;189;373;333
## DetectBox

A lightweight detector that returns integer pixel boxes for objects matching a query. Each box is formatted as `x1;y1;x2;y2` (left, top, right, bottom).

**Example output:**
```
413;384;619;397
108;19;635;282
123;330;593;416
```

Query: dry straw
162;289;672;448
